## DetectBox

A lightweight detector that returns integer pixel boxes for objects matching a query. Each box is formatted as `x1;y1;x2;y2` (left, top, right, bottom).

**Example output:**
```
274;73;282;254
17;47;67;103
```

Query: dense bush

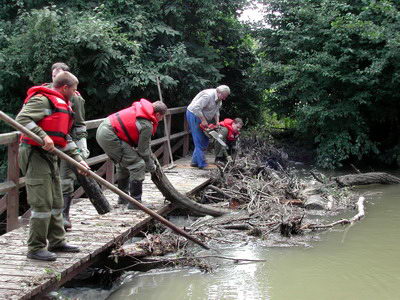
254;0;400;168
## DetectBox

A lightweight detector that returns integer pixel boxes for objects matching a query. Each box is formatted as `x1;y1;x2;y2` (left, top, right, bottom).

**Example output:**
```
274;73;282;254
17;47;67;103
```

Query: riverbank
55;134;400;299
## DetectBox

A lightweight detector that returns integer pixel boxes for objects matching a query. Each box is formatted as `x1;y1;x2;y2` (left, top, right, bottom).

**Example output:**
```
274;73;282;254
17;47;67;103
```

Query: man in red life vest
16;72;90;261
43;62;90;230
96;99;167;209
215;118;244;164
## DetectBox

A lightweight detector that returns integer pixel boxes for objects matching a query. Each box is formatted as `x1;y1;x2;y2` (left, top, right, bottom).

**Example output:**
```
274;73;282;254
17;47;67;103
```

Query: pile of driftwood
111;134;400;271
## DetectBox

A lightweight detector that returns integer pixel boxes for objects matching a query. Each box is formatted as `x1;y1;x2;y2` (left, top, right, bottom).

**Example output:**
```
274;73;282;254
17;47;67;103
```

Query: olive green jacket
15;94;83;162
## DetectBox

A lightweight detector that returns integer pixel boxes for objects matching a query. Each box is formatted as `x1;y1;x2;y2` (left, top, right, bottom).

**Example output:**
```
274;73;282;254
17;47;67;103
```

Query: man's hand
227;156;233;162
81;148;90;159
77;160;90;175
76;138;90;159
42;136;55;152
200;119;208;128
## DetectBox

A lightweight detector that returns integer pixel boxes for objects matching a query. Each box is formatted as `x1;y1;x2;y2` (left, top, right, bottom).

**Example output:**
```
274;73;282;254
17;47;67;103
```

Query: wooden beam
162;114;172;165
171;139;183;155
183;117;190;157
0;132;19;145
0;195;6;215
6;141;19;232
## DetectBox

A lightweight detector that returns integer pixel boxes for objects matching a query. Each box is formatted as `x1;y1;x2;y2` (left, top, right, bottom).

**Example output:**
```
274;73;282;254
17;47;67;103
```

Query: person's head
216;85;230;101
53;71;79;100
232;118;243;131
152;101;168;121
51;62;70;81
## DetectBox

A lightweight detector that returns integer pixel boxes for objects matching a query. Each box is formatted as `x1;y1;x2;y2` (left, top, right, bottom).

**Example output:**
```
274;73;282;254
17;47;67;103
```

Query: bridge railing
0;106;190;232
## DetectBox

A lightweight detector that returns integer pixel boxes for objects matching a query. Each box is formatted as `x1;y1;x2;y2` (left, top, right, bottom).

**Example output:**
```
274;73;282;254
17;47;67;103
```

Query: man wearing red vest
43;62;90;230
16;72;90;261
96;99;167;209
215;118;244;164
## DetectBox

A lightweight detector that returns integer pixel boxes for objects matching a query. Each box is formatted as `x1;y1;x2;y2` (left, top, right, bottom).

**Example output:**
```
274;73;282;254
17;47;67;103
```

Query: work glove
76;137;90;159
227;156;233;162
145;159;156;173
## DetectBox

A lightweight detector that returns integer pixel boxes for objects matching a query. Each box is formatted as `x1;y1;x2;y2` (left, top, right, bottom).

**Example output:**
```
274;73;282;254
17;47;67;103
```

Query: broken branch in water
301;196;365;230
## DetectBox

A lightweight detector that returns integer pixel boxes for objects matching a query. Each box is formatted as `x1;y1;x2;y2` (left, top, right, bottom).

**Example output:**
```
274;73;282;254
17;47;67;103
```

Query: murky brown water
61;184;400;300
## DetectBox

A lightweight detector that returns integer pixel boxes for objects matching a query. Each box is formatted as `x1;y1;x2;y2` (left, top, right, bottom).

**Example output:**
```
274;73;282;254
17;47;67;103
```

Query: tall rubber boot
127;180;143;210
63;194;73;230
117;177;130;205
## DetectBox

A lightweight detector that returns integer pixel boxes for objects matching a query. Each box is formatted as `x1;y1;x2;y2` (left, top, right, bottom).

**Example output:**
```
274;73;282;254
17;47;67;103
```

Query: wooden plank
183;117;190;156
165;107;186;115
171;138;184;155
0;131;19;145
0;194;6;214
0;154;213;300
85;118;104;130
7;141;20;232
86;153;108;165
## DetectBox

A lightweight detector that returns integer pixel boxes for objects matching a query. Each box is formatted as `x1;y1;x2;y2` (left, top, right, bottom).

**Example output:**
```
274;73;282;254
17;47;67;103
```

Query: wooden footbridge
0;107;215;299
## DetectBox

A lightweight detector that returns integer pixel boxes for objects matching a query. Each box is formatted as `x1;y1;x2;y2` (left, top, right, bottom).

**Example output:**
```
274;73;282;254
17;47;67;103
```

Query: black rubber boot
117;177;130;205
63;194;73;230
27;249;57;261
48;242;80;253
127;180;143;210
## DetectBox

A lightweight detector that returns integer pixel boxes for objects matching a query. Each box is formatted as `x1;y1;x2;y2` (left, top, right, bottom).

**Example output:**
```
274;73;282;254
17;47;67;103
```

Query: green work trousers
60;159;76;196
215;140;236;159
96;120;146;182
19;144;66;252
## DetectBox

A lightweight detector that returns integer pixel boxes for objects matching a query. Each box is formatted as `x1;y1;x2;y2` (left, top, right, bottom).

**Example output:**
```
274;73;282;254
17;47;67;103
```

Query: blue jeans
186;110;209;168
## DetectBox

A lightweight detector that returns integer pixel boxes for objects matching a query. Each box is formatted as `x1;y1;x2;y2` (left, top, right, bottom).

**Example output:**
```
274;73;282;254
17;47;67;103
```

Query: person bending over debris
43;62;90;230
215;118;243;164
16;71;89;261
186;85;230;169
96;99;167;209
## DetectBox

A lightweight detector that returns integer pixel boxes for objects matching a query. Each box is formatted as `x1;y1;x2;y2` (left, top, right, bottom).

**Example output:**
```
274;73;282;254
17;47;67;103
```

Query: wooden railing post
0;106;190;233
162;114;171;165
183;115;189;157
6;140;19;232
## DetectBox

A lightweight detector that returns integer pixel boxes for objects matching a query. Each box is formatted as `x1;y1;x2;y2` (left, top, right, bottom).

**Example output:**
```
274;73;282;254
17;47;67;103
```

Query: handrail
0;106;190;232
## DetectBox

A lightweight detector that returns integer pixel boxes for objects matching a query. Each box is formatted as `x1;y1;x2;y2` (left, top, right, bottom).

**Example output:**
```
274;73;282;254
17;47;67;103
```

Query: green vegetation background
1;0;400;180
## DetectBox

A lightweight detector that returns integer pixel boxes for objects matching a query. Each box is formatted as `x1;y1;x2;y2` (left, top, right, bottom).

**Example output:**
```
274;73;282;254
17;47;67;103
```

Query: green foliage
255;0;400;168
0;0;262;180
0;0;260;119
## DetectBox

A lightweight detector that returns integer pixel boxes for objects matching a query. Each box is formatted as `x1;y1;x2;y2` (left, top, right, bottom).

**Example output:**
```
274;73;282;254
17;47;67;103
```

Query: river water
61;184;400;300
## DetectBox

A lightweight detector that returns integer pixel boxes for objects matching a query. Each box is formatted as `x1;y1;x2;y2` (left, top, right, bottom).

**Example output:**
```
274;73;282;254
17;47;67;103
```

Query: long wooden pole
156;77;175;167
0;111;209;250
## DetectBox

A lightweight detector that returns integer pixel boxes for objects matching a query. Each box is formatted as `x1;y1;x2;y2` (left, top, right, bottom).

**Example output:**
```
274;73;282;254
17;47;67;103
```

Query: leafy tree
255;0;400;168
0;0;261;180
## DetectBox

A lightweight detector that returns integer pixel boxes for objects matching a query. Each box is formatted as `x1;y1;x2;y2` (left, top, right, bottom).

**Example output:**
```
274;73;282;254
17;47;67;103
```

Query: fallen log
71;165;111;214
151;157;229;217
302;196;366;230
334;172;400;187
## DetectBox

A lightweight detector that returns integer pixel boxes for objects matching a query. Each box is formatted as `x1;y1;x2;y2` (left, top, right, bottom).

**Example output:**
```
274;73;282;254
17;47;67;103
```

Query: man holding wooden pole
43;62;110;230
16;71;89;261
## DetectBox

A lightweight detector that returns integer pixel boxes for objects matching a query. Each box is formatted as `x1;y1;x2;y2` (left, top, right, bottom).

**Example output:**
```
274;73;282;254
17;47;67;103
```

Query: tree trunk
150;162;229;217
334;172;400;187
71;165;112;214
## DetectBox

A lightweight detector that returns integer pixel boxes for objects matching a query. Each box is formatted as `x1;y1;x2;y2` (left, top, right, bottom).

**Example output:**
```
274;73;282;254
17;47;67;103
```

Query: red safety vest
20;86;74;148
219;118;240;141
108;99;159;146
